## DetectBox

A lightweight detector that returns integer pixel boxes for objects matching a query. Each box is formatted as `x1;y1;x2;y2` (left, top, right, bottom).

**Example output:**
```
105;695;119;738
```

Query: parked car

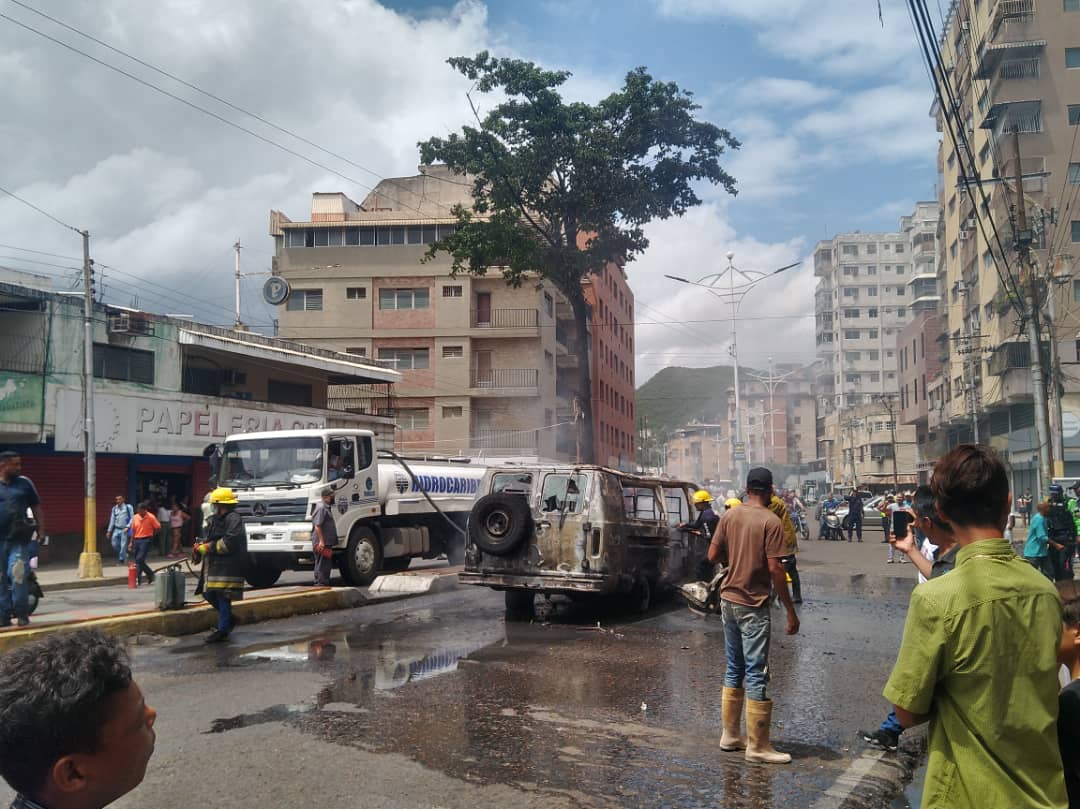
459;465;708;619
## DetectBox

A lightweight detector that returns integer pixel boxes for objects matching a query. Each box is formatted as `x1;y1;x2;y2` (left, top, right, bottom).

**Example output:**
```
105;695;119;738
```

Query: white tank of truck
207;428;489;587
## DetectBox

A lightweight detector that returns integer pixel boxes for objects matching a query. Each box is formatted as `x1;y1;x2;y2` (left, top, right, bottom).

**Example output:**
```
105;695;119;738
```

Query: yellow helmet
692;489;713;505
209;486;239;505
724;497;742;509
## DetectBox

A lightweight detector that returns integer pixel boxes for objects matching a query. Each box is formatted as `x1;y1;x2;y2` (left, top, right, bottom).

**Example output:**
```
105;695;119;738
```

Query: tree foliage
418;52;739;463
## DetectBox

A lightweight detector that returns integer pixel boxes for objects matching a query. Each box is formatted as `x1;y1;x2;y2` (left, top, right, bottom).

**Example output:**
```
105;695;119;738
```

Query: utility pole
876;395;901;492
233;239;242;328
958;283;980;444
1013;131;1052;493
78;230;102;579
1047;271;1066;477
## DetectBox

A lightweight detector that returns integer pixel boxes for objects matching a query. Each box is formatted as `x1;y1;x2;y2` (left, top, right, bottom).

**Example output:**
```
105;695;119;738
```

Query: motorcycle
820;507;844;541
792;510;810;542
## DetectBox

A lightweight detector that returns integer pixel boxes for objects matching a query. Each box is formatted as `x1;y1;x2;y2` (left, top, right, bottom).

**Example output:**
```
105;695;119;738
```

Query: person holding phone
862;485;957;752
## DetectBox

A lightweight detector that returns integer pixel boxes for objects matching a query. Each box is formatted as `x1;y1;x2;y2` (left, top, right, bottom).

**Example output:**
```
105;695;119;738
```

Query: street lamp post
666;254;799;484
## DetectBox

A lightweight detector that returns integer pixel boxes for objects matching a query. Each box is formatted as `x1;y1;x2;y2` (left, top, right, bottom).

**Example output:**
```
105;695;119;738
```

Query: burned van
459;465;709;616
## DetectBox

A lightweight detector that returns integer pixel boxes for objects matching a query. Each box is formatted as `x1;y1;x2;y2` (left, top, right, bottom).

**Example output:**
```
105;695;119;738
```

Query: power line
0;184;81;234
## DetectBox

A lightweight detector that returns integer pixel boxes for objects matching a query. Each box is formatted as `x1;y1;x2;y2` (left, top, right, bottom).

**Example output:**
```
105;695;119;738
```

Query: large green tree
419;52;738;463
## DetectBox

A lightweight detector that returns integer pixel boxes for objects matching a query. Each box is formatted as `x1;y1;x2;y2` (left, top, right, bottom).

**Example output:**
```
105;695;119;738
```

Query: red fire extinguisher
127;557;137;589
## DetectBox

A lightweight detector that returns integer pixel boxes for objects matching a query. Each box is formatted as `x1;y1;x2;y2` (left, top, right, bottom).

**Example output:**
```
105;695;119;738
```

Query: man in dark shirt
0;629;156;809
0;451;43;627
1048;485;1078;582
311;487;338;586
1057;580;1080;809
844;486;866;543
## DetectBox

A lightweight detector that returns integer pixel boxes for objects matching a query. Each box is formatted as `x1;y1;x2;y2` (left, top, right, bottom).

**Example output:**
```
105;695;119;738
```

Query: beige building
820;402;919;491
931;0;1080;491
269;168;587;459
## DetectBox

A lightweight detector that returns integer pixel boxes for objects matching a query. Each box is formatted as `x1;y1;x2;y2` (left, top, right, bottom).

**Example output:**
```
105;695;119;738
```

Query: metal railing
469;368;540;389
473;428;540;450
326;382;396;416
470;308;539;329
1000;57;1040;80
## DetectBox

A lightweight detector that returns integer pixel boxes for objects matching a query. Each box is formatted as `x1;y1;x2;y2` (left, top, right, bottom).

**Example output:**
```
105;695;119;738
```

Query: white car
834;495;886;525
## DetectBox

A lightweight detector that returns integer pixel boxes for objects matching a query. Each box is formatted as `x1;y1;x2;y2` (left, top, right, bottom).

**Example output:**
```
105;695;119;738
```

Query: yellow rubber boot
745;699;791;764
719;686;747;751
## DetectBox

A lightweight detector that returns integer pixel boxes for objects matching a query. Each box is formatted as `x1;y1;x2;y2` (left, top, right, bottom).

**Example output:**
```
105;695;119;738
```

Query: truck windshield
220;437;324;488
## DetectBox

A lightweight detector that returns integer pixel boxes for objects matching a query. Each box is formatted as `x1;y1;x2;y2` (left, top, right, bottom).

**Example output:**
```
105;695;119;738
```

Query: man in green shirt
883;444;1066;809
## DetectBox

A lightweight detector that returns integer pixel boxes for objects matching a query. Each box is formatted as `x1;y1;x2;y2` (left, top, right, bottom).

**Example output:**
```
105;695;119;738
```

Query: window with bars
442;285;463;297
396;408;431;430
377;348;430;370
379;288;430;310
93;344;154;384
285;289;323;311
442;345;463;358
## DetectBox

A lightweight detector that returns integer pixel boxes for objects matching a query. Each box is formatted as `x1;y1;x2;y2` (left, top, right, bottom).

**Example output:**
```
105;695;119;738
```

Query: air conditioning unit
108;314;130;333
965;218;977;230
872;455;885;462
959;230;970;241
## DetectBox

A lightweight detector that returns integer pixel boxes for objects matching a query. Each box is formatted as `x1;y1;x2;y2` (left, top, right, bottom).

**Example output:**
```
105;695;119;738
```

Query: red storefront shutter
20;456;129;535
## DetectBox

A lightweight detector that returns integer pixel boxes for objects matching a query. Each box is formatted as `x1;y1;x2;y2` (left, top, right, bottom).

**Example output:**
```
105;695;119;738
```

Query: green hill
635;365;737;439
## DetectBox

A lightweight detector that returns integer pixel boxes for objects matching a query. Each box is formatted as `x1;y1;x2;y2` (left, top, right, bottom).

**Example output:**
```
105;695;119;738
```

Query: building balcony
988;0;1037;41
988;341;1032;375
473;428;540;452
471;308;540;332
469;368;540;393
975;37;1044;81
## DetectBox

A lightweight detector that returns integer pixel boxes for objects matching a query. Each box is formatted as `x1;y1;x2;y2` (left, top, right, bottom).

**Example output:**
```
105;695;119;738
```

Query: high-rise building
813;203;938;490
928;0;1080;489
269;167;636;465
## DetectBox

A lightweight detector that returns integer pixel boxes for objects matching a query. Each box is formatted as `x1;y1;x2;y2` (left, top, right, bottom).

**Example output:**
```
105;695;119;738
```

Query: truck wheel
245;559;282;589
622;576;651;614
504;589;535;621
344;526;382;586
469;493;531;556
382;557;410;573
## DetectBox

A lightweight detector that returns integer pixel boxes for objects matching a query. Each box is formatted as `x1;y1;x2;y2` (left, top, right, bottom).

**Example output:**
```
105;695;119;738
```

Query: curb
45;576;129;593
810;736;925;809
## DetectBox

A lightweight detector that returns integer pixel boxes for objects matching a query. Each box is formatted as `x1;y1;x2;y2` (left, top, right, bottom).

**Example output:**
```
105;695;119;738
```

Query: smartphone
892;510;914;540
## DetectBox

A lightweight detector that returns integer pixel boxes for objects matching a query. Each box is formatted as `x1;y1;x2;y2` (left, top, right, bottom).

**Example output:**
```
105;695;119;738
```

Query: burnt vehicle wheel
625;576;652;614
504;589;535;621
245;558;283;589
344;526;383;586
469;493;532;556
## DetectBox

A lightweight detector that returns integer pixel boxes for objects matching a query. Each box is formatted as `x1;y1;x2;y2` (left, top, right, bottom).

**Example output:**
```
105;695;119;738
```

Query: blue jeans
204;591;235;634
111;528;130;562
0;541;32;621
880;709;903;735
722;600;772;701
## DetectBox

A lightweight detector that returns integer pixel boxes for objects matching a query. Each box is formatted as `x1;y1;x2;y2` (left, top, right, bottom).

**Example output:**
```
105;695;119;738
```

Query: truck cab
459;465;707;617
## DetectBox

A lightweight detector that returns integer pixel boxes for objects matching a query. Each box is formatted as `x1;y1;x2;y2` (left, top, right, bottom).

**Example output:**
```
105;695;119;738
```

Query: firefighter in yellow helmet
192;487;247;643
767;493;802;605
725;497;743;510
679;490;720;540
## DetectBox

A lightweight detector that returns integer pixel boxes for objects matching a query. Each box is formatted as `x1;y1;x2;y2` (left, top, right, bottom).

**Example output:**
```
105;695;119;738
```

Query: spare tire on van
468;493;532;556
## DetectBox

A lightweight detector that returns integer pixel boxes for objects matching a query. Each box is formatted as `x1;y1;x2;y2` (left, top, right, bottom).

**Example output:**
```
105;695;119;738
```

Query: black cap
746;467;773;492
1072;481;1080;492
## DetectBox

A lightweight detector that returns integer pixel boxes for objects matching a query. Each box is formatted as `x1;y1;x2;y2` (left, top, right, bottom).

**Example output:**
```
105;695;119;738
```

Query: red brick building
584;262;636;468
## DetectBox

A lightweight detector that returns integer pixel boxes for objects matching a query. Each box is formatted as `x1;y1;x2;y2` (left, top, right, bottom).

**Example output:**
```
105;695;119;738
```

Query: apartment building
898;312;946;479
664;423;729;487
269;167;635;465
820;403;919;492
813;204;939;486
931;0;1080;489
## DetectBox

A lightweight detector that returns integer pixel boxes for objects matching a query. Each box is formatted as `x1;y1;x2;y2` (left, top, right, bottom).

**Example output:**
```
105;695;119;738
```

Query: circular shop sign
263;276;291;306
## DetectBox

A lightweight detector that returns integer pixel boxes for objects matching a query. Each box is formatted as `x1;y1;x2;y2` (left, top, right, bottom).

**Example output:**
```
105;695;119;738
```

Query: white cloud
657;0;923;77
734;77;835;108
628;203;816;383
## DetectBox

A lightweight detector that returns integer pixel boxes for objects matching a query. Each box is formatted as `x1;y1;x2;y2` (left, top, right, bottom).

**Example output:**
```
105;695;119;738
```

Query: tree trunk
569;291;596;465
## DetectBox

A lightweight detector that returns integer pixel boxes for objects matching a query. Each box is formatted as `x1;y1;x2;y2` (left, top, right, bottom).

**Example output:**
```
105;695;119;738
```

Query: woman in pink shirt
168;499;189;558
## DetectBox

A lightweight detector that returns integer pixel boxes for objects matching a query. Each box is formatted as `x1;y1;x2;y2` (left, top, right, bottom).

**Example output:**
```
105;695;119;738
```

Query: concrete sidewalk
1;563;464;654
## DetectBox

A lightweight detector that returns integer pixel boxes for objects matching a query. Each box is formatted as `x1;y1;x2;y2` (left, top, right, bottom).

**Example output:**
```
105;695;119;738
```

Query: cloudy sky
0;0;940;383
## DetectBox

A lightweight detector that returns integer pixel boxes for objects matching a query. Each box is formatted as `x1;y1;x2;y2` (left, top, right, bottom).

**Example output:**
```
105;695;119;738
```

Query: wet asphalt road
1;571;923;809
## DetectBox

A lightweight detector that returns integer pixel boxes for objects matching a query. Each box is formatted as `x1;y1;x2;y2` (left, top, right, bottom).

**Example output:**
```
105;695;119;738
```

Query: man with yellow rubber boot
192;487;248;644
708;467;800;764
